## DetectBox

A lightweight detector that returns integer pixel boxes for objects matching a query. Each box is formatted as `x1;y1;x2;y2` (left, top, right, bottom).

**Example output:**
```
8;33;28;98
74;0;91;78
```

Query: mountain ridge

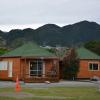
0;20;100;48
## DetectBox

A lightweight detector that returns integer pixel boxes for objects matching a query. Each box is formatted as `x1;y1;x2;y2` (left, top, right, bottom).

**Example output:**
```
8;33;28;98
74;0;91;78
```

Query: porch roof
76;47;100;60
2;42;57;58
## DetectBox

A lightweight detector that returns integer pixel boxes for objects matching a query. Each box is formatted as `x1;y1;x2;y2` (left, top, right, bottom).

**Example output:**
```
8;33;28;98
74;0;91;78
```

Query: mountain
62;21;100;45
0;20;100;48
5;28;35;48
34;24;63;46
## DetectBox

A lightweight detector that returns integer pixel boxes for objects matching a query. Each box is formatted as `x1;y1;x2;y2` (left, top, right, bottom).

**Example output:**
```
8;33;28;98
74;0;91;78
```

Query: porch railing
24;73;59;82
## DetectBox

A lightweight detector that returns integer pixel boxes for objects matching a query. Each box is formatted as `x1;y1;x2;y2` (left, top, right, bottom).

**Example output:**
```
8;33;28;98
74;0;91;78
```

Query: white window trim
29;59;44;77
8;61;13;77
88;62;99;71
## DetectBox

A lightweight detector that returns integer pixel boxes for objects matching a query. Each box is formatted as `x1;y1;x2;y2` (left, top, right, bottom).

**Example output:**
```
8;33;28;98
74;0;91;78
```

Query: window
0;61;8;70
30;60;43;76
89;63;99;71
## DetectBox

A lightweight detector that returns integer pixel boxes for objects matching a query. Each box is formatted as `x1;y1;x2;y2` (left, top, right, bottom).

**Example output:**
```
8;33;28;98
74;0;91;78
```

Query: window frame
29;59;43;77
0;61;8;70
88;62;99;71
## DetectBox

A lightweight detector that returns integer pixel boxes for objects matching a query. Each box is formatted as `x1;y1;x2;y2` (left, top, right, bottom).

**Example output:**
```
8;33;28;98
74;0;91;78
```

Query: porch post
23;58;27;81
57;59;60;80
43;60;45;77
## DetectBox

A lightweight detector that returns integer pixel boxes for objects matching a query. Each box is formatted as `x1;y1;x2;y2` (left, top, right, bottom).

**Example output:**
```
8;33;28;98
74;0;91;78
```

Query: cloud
0;0;100;25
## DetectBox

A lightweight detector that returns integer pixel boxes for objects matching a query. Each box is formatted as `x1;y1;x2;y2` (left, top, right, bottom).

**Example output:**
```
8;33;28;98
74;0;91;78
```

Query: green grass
0;86;100;100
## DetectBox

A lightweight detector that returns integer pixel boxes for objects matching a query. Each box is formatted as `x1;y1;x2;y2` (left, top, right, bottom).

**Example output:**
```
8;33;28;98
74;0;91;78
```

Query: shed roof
76;47;100;60
2;42;56;58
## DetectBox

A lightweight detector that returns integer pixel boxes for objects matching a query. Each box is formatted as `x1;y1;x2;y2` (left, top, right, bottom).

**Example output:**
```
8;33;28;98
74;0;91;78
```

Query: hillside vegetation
0;20;100;49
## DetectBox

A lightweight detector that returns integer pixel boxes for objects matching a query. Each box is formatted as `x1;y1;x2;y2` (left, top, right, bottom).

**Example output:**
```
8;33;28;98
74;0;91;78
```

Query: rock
45;81;50;84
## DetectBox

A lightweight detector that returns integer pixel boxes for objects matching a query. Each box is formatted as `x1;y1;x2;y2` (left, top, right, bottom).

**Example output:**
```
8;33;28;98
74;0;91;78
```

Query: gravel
0;80;99;88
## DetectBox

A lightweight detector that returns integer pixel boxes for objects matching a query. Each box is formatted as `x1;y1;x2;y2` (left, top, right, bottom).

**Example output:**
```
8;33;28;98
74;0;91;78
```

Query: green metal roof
2;42;56;57
76;47;100;60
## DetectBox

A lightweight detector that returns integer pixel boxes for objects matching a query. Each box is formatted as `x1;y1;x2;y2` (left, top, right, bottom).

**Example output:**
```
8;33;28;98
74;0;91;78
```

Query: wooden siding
77;59;100;79
0;57;21;80
0;57;59;82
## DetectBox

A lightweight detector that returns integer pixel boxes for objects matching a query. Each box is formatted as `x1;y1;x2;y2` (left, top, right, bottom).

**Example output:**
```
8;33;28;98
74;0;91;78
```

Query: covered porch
20;57;59;83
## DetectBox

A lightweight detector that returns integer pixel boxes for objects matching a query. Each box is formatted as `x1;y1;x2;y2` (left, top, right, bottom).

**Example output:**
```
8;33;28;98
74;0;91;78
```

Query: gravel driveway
0;80;99;88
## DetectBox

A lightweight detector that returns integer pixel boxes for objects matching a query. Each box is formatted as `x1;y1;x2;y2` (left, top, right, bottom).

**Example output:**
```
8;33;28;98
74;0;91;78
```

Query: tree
0;48;9;55
84;40;100;56
62;48;79;80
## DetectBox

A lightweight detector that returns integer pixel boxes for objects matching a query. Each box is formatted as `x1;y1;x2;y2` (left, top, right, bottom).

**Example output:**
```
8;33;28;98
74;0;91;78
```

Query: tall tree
62;48;79;80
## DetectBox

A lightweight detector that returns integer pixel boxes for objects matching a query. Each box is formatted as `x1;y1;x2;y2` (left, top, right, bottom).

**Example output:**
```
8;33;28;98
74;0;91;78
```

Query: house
59;47;100;80
0;42;59;82
76;47;100;79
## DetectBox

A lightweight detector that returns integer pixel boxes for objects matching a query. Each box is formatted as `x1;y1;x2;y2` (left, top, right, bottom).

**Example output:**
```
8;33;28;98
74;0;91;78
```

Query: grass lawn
0;86;100;100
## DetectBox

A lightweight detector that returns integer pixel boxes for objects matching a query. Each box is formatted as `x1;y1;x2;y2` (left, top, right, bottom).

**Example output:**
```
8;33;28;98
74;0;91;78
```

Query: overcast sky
0;0;100;31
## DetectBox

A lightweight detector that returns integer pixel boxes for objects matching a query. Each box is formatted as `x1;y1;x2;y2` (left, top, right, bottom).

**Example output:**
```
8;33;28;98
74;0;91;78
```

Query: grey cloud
0;0;100;24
